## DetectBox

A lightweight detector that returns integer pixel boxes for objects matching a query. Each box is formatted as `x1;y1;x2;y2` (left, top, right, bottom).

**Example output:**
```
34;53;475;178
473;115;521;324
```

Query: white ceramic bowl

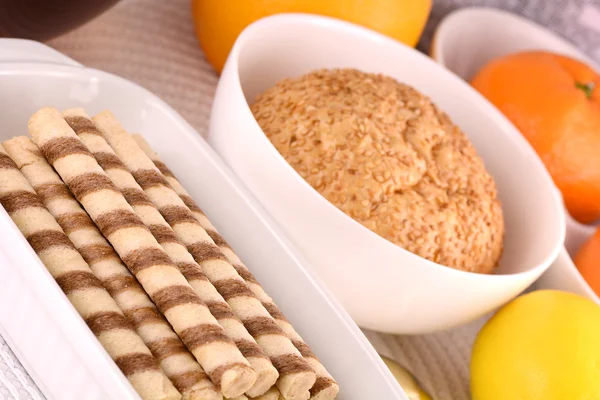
0;39;406;400
208;13;566;334
431;7;600;305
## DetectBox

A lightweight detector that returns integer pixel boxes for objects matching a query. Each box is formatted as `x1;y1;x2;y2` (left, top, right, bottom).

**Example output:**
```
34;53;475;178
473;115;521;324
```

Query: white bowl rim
223;12;566;283
432;6;600;70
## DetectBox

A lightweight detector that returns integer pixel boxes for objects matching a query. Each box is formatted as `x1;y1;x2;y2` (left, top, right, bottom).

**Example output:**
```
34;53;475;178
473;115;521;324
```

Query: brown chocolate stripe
122;247;174;275
94;152;127;172
177;261;207;282
243;316;283;338
132;169;170;190
179;194;204;214
152;285;204;314
263;302;288;323
56;212;95;235
270;354;313;376
67;172;120;201
310;377;336;396
40;136;93;164
206;230;230;249
94;209;148;237
125;306;167;328
65;116;102;136
179;324;232;351
187;242;227;264
205;301;236;321
159;205;199;226
78;243;118;264
170;370;209;393
85;311;133;336
121;188;154;207
0;190;45;213
208;362;250;388
35;183;72;202
153;160;175;178
149;224;180;245
27;229;74;253
0;153;18;170
291;339;317;360
212;278;255;301
103;275;145;298
233;265;259;286
147;337;188;361
235;339;268;360
115;352;161;377
55;270;105;295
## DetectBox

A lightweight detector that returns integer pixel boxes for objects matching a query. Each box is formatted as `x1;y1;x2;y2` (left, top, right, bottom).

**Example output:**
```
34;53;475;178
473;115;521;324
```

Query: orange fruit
191;0;432;73
574;228;600;297
470;51;600;223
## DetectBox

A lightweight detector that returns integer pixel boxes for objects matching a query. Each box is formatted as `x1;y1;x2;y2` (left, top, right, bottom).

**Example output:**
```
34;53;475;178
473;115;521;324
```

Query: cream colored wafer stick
133;135;339;400
94;111;316;400
249;387;282;400
63;109;278;398
3;136;222;400
28;107;256;399
0;144;180;400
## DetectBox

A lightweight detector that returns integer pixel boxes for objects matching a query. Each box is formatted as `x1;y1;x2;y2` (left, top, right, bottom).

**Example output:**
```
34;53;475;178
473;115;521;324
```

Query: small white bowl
430;7;598;82
208;13;566;334
431;7;600;305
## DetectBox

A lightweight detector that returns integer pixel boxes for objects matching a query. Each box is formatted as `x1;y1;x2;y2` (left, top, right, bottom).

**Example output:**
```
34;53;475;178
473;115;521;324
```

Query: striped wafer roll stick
0;144;180;400
3;136;222;400
28;107;256;399
63;109;278;398
133;135;339;400
93;111;316;400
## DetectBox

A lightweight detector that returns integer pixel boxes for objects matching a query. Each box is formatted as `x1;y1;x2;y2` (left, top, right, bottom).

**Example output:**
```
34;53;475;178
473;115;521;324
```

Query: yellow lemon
381;355;430;400
471;290;600;400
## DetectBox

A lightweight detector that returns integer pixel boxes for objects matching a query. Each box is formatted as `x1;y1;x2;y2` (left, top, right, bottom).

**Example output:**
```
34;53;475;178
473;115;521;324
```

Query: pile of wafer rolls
0;107;338;400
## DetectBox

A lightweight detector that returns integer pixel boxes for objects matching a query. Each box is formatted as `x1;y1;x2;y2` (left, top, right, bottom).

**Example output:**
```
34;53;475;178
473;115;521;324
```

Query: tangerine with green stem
471;51;600;223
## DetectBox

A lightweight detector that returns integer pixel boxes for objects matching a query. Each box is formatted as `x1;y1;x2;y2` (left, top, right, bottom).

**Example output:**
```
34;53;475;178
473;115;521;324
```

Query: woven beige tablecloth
0;0;592;399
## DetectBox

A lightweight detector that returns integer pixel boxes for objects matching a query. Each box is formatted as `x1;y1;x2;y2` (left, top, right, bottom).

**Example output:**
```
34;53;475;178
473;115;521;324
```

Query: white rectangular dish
0;40;407;400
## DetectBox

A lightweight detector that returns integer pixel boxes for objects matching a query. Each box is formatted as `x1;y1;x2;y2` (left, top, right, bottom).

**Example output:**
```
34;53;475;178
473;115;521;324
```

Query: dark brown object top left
0;0;120;41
